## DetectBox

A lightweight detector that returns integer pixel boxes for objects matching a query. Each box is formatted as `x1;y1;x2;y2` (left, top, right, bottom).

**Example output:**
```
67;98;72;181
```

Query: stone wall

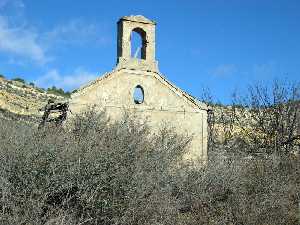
70;68;208;164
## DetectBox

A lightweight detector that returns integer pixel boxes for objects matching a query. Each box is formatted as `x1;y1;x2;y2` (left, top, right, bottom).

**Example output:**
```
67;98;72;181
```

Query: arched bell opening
130;27;147;60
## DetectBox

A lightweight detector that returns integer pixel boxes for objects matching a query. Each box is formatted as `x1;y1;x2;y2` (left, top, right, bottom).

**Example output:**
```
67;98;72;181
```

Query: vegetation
1;75;71;97
206;80;300;156
0;81;299;225
47;86;71;98
12;77;26;84
36;87;46;93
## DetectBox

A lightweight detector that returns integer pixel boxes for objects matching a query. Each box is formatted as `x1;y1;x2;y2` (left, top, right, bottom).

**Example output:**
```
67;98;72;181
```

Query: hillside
0;76;69;123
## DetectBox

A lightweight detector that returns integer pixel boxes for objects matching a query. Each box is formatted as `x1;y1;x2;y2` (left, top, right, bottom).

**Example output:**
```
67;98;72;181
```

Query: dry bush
178;152;300;225
196;81;300;224
0;109;191;225
204;81;300;156
231;80;300;155
0;85;299;225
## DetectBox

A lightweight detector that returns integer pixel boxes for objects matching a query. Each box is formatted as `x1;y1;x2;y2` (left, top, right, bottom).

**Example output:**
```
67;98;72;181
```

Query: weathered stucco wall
70;68;208;164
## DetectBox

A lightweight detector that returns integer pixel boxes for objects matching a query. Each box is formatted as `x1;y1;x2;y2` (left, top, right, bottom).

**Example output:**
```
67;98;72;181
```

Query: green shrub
12;77;26;83
36;87;45;93
47;86;71;97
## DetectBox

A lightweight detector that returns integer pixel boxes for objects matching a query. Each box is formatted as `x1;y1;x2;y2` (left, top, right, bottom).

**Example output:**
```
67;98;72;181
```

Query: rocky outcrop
0;77;68;122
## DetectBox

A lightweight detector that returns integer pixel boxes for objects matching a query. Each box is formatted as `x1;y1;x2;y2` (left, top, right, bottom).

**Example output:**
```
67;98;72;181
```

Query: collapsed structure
39;100;69;128
69;15;208;164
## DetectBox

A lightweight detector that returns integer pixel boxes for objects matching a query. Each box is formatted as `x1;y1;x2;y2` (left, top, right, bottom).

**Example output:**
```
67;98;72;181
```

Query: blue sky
0;0;299;103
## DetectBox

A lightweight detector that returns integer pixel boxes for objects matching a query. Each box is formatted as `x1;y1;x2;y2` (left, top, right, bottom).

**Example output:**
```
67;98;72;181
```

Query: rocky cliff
0;77;69;123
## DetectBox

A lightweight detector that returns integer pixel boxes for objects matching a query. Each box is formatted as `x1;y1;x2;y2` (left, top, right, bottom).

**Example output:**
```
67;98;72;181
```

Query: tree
230;80;300;155
47;86;71;97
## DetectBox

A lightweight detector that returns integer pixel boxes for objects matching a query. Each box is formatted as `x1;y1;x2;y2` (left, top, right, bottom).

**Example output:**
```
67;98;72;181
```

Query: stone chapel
69;15;208;164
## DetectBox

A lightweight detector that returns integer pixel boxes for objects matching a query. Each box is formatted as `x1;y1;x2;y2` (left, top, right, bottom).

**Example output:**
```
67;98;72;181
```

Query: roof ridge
72;69;118;97
152;71;208;111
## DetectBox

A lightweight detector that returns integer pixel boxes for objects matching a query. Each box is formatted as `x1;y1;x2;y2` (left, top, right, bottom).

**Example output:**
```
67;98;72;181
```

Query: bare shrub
193;152;299;225
0;109;190;225
195;81;300;224
0;83;299;225
231;80;300;155
203;81;300;157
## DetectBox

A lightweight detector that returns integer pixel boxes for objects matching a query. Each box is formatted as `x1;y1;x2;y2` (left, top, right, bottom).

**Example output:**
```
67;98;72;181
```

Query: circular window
133;85;144;104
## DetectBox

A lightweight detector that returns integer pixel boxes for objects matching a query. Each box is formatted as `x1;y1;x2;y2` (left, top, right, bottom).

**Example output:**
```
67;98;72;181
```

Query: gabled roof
153;71;208;111
73;68;208;111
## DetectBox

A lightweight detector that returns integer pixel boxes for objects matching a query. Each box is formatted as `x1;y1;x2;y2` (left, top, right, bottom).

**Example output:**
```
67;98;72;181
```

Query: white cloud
0;16;47;64
0;10;110;66
0;10;110;70
211;64;237;77
35;68;98;91
44;19;111;46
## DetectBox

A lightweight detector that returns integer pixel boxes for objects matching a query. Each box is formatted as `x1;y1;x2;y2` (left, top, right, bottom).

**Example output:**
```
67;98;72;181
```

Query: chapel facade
69;15;208;164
